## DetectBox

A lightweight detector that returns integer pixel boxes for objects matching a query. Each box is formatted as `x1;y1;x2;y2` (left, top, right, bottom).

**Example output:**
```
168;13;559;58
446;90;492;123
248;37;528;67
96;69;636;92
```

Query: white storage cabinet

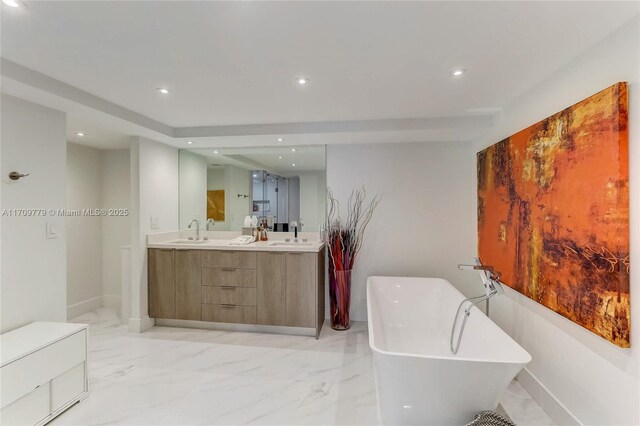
0;322;89;426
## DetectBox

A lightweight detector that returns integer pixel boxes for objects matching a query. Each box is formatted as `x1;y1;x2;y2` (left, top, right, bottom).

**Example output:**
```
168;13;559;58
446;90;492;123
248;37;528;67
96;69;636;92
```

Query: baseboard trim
155;318;315;337
67;296;103;319
517;367;581;426
128;316;154;333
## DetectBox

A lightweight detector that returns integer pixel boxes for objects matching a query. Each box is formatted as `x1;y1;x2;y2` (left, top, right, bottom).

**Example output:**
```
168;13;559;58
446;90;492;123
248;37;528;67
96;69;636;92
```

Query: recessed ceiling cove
1;1;637;147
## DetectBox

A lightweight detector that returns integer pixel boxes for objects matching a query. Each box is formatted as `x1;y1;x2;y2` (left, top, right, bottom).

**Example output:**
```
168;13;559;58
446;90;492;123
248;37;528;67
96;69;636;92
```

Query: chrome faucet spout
188;219;201;240
458;258;501;282
458;264;494;273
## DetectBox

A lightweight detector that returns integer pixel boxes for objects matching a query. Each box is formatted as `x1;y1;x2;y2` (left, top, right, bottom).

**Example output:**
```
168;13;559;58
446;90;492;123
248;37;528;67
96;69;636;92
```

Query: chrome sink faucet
291;221;298;242
188;219;201;240
206;218;215;231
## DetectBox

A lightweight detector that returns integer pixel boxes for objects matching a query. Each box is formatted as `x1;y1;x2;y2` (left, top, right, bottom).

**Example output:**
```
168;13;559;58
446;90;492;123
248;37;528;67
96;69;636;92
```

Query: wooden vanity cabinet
148;248;175;319
285;253;317;328
175;250;202;320
201;250;257;324
148;248;202;320
148;247;326;337
256;252;286;326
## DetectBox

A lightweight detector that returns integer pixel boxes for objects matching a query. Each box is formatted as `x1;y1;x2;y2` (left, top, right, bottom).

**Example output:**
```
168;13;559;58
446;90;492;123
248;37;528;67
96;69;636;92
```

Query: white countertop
147;230;325;253
148;239;324;252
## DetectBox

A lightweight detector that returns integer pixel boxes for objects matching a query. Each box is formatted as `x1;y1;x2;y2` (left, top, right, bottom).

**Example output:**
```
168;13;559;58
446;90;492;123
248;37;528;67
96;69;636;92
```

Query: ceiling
191;145;325;176
1;1;638;149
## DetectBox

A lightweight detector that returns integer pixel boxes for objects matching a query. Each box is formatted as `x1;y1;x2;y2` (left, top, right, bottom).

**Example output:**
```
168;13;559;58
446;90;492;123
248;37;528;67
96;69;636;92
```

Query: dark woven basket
465;410;517;426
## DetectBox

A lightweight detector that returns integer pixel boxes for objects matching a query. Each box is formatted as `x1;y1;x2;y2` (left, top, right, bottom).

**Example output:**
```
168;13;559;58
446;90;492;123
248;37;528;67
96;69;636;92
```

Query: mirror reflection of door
251;171;291;231
178;146;325;232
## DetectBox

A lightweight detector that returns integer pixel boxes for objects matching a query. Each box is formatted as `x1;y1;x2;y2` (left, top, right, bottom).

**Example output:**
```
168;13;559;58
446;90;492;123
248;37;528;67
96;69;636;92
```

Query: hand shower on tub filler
450;258;504;354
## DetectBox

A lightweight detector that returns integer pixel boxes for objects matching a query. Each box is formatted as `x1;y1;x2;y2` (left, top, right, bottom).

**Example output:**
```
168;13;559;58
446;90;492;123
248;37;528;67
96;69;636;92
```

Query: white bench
0;322;89;425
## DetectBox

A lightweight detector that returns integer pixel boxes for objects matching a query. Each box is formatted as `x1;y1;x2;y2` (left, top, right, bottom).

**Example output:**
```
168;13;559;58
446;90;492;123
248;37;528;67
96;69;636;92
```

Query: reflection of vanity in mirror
179;145;326;233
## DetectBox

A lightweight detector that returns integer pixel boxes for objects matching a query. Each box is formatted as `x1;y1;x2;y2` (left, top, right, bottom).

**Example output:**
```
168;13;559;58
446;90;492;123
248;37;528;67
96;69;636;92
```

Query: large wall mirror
179;145;326;232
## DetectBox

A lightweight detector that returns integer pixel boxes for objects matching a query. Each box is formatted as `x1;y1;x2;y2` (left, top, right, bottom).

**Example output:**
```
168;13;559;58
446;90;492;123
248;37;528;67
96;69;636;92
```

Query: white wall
178;162;248;232
326;142;479;321
474;17;639;425
102;149;130;311
298;171;325;232
178;150;207;229
1;95;67;333
288;176;301;227
299;173;319;232
66;145;130;318
129;137;178;332
66;143;104;318
226;164;250;230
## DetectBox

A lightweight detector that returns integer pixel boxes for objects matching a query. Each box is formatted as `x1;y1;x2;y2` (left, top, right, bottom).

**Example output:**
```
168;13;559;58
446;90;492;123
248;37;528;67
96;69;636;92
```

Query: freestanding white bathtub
367;276;531;425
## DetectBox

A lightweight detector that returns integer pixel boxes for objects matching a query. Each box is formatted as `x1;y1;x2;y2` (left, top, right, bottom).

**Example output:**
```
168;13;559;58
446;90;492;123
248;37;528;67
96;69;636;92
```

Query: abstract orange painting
477;83;630;347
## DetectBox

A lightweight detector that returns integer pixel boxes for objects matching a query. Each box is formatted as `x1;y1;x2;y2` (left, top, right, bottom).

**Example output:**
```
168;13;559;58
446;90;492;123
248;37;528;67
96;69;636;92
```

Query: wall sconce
9;171;29;181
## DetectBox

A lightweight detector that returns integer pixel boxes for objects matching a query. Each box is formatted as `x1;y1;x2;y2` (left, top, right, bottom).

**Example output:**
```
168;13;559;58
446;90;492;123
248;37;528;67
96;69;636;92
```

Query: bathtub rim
366;275;532;365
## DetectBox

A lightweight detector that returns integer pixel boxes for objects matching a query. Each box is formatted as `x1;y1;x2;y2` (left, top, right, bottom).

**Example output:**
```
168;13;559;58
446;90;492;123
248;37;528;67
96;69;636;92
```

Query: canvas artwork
207;190;225;221
477;82;630;347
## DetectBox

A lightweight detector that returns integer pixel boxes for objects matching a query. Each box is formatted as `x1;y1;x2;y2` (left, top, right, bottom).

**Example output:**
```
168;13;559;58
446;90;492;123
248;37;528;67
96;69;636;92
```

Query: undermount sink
268;241;315;247
167;239;210;244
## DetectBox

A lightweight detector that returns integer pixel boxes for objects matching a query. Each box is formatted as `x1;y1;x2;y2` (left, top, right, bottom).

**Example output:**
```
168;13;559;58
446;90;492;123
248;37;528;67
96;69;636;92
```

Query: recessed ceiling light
157;87;172;95
76;132;85;137
2;0;20;7
277;137;284;142
291;148;296;152
186;141;193;145
296;77;309;85
213;150;219;154
292;163;296;167
252;174;258;178
450;68;466;77
278;156;283;159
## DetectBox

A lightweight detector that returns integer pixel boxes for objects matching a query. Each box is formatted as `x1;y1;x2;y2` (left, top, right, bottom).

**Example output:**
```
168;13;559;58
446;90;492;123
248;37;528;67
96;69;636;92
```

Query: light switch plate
150;216;159;229
46;222;57;239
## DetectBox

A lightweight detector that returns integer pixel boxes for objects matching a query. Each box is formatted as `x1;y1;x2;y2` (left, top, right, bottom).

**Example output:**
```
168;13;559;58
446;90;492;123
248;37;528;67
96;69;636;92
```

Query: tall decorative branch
325;187;381;273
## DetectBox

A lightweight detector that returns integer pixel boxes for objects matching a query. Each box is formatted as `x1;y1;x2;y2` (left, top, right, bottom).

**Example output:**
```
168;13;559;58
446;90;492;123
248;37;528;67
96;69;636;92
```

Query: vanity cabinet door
256;252;286;325
148;248;175;319
175;250;201;320
285;252;316;328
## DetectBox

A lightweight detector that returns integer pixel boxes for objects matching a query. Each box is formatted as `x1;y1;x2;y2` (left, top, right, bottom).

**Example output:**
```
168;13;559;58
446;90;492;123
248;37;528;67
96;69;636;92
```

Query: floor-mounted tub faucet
188;219;201;240
450;258;504;354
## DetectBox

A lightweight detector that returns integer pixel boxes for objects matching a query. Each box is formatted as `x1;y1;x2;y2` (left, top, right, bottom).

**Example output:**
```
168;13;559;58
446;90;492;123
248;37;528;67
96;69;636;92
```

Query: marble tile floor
53;308;554;426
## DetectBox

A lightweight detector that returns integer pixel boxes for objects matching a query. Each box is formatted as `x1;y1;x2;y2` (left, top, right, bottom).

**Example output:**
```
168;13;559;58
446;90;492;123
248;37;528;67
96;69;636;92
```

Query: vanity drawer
201;251;256;269
201;304;257;324
202;286;257;306
1;330;86;409
202;267;256;287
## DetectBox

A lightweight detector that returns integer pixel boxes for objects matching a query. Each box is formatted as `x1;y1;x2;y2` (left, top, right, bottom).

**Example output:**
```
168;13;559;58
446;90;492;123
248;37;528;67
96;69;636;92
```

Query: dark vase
329;269;352;330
